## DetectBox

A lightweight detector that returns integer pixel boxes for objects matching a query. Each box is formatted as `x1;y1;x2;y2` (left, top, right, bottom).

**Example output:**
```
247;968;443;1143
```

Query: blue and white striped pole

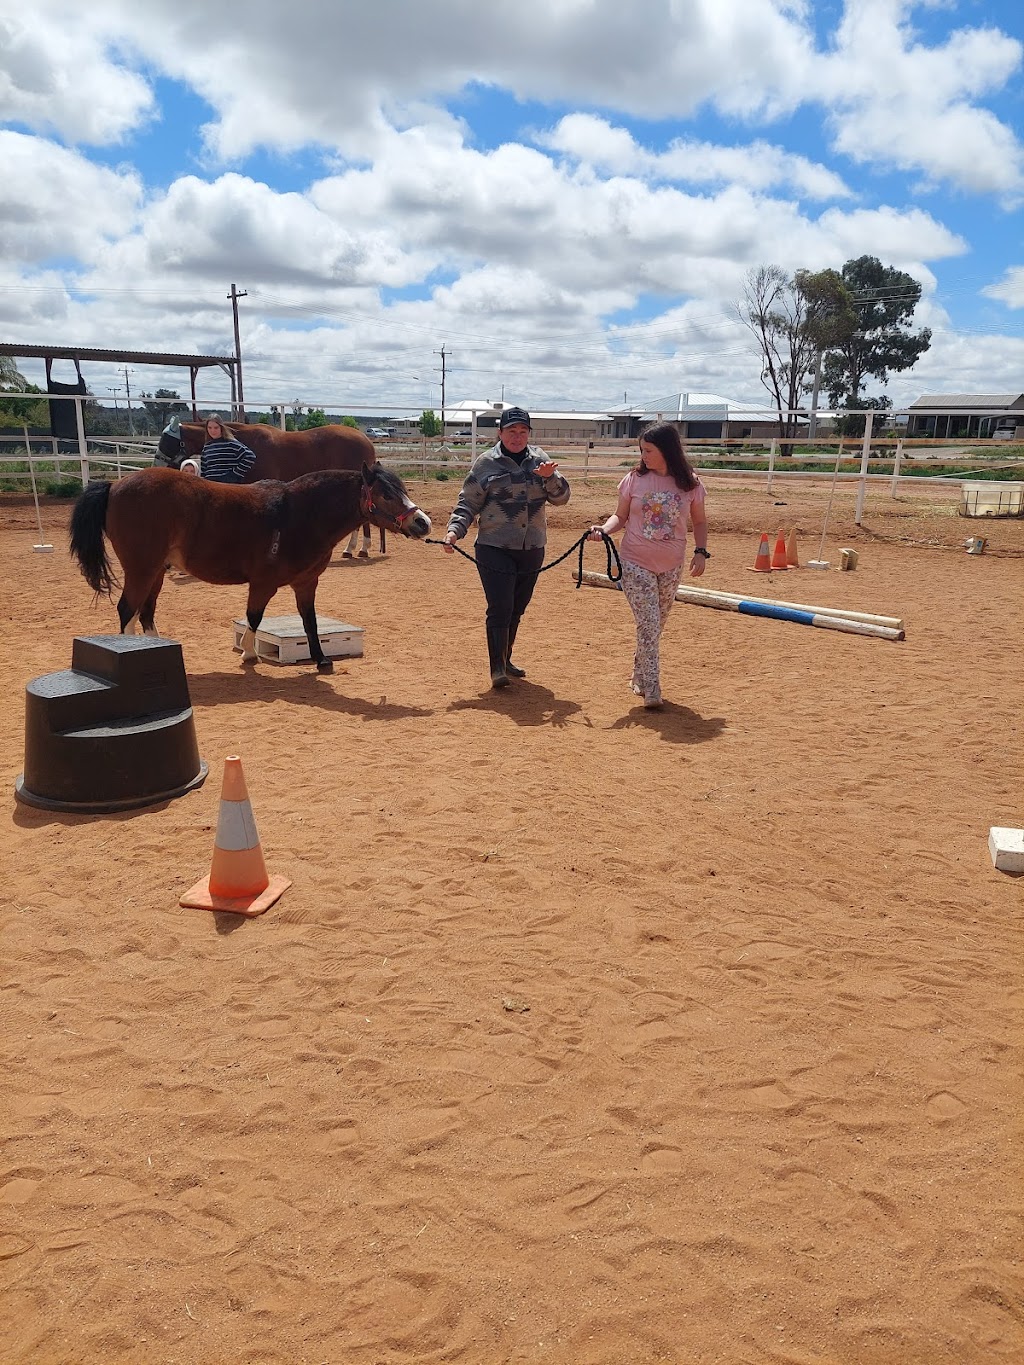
575;571;905;641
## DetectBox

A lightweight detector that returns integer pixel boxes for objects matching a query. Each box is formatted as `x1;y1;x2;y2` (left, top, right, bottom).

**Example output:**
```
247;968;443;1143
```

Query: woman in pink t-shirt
588;423;709;709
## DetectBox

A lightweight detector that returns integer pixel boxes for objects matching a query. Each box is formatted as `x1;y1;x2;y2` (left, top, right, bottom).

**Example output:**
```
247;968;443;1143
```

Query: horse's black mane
370;464;407;497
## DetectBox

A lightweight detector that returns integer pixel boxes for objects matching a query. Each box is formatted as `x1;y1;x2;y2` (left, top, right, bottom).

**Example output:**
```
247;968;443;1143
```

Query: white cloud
538;114;853;199
818;0;1024;199
0;7;153;143
982;267;1024;310
0;132;142;261
307;126;964;301
88;172;436;290
887;327;1024;408
6;0;1022;198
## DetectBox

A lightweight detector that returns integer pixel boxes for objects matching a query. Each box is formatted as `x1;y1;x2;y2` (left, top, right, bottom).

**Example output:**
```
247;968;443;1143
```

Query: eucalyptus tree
823;255;932;434
739;265;853;446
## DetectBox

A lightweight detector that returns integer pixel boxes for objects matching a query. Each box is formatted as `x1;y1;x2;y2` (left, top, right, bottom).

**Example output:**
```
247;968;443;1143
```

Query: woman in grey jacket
443;407;570;688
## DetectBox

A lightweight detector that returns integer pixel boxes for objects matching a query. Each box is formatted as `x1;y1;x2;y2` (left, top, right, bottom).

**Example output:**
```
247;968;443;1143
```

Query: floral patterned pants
620;559;683;703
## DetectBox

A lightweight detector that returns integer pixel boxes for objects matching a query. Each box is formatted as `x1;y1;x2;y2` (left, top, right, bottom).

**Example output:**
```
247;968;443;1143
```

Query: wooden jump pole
676;585;904;632
574;570;903;629
677;592;904;641
574;570;905;640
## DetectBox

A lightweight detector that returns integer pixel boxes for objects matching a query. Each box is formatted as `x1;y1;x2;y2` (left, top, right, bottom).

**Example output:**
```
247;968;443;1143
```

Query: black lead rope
425;531;622;588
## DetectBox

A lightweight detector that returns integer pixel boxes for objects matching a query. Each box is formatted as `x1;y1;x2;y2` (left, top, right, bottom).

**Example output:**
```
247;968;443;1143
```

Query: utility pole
434;343;448;436
228;283;248;421
120;367;135;435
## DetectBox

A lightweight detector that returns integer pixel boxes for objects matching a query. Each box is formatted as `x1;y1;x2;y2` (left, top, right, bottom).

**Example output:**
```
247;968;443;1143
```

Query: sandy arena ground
2;468;1022;1364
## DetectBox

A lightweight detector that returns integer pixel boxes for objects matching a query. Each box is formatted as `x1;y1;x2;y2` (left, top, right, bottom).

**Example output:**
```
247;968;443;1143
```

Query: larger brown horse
70;464;431;673
164;421;385;557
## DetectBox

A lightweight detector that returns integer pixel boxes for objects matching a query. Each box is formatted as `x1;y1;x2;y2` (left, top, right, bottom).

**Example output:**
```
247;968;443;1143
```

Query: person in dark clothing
200;415;257;483
442;406;571;688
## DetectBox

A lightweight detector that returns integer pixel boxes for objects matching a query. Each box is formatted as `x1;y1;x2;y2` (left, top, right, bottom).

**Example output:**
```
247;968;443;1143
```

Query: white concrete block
233;615;364;664
988;827;1024;874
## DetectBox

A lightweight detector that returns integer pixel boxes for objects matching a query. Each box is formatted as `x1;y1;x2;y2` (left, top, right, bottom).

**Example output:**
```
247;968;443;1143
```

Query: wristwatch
694;547;711;559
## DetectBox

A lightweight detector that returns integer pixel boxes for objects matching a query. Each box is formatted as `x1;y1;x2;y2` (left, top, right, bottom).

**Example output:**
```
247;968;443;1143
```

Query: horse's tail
69;480;119;597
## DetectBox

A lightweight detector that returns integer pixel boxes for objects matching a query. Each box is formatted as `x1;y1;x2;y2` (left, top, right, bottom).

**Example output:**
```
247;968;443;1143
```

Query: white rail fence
3;400;1023;523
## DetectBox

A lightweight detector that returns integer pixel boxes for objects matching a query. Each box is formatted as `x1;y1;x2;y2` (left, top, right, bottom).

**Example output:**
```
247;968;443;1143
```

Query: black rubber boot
505;618;526;678
486;626;510;688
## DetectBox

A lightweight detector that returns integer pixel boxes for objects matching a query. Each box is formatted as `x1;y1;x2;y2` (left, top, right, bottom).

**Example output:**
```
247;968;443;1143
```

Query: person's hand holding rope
588;516;621;543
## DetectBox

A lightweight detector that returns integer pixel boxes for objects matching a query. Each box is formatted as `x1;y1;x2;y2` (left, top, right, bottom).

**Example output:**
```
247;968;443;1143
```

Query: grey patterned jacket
446;444;571;550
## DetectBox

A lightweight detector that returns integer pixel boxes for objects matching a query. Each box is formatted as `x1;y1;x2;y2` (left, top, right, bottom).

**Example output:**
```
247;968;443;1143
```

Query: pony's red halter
361;487;419;531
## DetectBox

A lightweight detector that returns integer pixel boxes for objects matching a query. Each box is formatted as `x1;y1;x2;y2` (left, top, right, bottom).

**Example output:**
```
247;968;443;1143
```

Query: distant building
433;393;787;443
610;392;794;441
440;400;620;442
905;394;1024;440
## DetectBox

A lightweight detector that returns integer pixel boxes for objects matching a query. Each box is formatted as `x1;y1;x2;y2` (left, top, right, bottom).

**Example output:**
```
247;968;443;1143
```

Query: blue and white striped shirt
200;437;256;483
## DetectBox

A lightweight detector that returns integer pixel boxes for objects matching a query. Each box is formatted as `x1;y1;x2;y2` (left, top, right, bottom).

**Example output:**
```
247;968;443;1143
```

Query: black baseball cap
498;406;531;430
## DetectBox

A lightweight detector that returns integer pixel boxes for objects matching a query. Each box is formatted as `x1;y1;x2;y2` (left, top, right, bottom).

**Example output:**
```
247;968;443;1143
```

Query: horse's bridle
360;486;420;533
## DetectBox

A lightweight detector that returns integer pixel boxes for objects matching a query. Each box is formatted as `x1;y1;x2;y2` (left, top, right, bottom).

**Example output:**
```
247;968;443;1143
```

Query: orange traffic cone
180;756;291;917
748;532;772;572
770;530;789;569
786;527;800;567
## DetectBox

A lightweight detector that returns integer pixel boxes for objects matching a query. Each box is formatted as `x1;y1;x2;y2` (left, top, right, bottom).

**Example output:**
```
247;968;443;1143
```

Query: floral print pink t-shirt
617;470;706;575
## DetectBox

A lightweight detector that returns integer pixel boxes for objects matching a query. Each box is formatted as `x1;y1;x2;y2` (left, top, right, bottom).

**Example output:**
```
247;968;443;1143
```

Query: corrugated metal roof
0;343;235;368
908;393;1024;409
613;392;790;423
444;399;620;422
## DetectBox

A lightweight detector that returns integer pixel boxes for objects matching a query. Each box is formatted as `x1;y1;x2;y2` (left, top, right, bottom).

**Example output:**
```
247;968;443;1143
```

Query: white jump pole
575;570;903;629
676;585;903;631
681;592;904;641
574;571;904;640
23;425;54;552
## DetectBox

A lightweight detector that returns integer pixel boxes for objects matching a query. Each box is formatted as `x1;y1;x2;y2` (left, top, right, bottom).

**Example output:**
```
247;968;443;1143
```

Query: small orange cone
786;527;800;567
770;530;789;569
180;756;290;917
748;532;773;572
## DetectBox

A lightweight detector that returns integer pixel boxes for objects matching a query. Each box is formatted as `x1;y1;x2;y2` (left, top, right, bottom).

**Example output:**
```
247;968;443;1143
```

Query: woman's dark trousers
474;543;544;686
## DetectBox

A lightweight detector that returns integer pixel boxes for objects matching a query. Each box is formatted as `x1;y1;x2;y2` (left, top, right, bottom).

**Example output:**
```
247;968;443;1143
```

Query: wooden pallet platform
232;615;364;664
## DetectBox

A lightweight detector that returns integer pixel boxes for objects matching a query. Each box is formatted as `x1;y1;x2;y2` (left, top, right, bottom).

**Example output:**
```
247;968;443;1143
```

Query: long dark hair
637;422;698;490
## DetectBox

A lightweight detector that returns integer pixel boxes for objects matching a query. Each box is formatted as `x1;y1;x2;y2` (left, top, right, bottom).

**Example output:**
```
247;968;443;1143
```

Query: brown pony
170;420;385;557
70;464;431;673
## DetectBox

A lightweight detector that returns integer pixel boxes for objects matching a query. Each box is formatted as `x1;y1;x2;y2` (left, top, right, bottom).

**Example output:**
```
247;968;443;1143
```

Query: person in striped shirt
199;415;257;483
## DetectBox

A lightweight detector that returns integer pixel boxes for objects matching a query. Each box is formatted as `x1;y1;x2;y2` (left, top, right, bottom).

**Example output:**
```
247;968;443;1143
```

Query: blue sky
2;0;1023;416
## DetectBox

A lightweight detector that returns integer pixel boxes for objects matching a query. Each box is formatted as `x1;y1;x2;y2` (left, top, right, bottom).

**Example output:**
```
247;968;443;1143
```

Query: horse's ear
362;462;374;484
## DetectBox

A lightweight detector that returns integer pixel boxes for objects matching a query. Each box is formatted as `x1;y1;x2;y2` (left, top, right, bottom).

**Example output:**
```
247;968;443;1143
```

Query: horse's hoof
317;659;334;674
358;551;369;559
341;551;353;558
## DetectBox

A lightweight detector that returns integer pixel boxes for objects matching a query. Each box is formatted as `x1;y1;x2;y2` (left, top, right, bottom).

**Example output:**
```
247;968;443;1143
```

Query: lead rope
425;531;621;587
